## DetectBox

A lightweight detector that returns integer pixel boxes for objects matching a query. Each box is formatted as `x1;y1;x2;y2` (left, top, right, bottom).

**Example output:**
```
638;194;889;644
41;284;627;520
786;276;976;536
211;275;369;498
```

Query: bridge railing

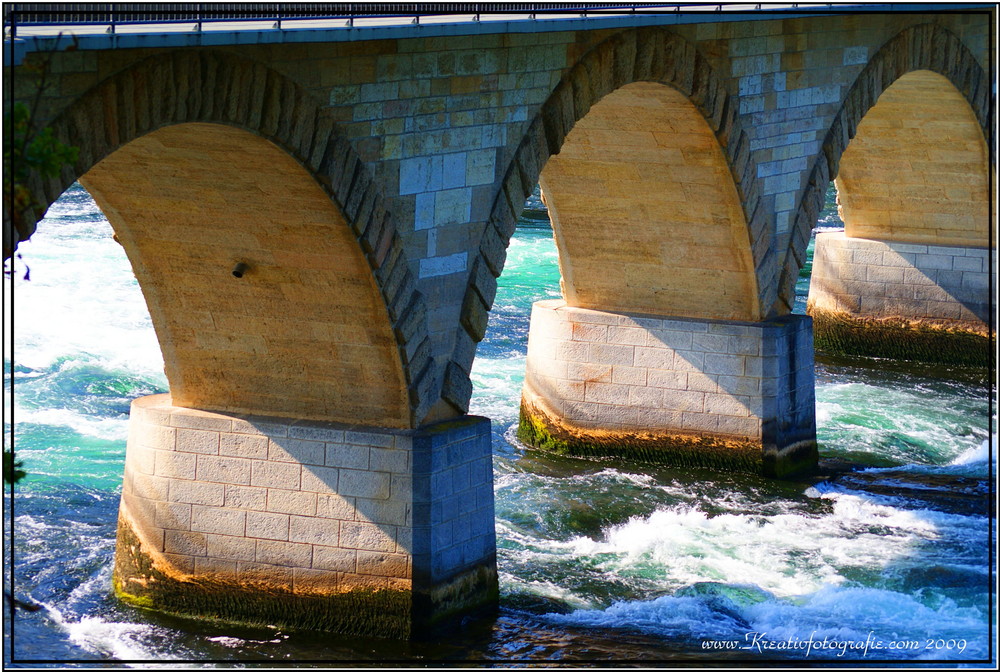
4;2;818;35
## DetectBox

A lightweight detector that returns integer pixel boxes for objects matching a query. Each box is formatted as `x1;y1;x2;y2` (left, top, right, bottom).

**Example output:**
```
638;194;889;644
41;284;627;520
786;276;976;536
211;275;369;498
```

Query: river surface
3;184;995;665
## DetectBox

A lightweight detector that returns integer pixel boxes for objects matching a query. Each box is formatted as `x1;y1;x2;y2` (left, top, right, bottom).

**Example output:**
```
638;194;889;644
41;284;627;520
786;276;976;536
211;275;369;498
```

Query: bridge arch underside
520;80;815;479
90;122;497;638
835;70;989;247
539;81;760;322
81;122;410;428
808;70;993;366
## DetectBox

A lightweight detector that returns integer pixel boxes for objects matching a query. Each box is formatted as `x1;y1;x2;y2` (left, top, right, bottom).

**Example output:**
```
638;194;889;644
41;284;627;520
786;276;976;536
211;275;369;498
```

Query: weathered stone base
518;301;817;478
114;394;497;639
810;307;991;367
808;232;993;366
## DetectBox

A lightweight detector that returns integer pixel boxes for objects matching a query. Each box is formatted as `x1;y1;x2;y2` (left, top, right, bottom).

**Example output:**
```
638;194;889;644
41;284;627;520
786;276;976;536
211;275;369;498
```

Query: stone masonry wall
12;12;989;408
118;394;495;617
808;231;993;326
522;299;814;443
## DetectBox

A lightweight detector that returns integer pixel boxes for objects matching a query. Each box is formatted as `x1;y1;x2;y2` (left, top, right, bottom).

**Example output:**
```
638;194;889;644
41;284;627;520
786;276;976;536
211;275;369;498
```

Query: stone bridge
5;4;993;638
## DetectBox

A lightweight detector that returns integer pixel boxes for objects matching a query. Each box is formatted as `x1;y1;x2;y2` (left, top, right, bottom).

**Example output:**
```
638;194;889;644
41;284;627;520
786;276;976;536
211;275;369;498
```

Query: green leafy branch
3;33;80;263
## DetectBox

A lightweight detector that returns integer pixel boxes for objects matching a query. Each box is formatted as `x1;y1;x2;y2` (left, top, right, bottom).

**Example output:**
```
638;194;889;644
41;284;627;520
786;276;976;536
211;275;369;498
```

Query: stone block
703;393;751;417
224;484;267;511
175;428;220;455
661;389;705;413
268;437;325;466
196;455;251;485
207;534;256;562
267;489;317;516
316;493;356;520
326;443;370;470
288;515;340;546
256;539;313;568
155;502;191;531
191;505;247;537
340;521;396;552
219;433;269;460
633;346;672;369
164;529;207;556
289;424;346;443
686;371;720;393
170;413;232;433
300;466;340;494
915;253;954;270
338;469;391;500
728;335;761;356
194;557;237;576
246;511;289;541
567;362;612;383
250;460;302;490
136;425;176;451
169;480;225;507
355;498;410;527
584;382;630;405
647;369;688;390
153;450;197;480
954;255;984;272
703;353;746;377
357;551;410;578
133;473;169;500
612;365;647;386
312;545;357;572
555;340;590;363
370;448;409;474
572;322;608;342
627;386;662;408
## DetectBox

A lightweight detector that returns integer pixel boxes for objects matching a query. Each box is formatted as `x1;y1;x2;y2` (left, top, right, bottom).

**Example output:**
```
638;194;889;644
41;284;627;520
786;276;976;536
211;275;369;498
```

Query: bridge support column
114;394;497;639
518;300;817;478
807;232;993;366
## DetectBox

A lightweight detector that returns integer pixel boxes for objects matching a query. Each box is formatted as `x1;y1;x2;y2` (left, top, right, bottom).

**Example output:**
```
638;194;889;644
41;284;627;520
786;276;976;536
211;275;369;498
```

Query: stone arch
775;23;991;314
442;27;769;413
18;49;434;427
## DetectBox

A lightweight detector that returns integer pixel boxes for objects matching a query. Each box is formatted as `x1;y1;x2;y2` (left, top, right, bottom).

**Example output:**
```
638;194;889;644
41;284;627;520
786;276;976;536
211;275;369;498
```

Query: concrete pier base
518;300;817;478
807;232;993;366
114;394;497;639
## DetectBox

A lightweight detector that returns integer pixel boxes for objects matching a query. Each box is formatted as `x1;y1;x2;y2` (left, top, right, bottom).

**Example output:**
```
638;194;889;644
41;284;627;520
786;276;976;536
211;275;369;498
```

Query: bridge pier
808;232;993;366
115;394;497;639
518;300;817;478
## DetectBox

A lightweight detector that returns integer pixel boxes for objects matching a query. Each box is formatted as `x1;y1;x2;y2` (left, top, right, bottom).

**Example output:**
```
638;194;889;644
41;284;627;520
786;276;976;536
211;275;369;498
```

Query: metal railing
4;2;822;35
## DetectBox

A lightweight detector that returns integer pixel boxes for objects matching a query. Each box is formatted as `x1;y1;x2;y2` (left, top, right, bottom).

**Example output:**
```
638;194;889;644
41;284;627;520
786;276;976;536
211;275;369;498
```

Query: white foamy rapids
500;571;598;610
469;355;527;423
547;584;987;659
545;593;748;642
858;436;996;479
538;485;986;645
589;489;956;591
9;215;165;380
40;601;170;666
949;437;995;466
13;405;130;440
743;584;988;659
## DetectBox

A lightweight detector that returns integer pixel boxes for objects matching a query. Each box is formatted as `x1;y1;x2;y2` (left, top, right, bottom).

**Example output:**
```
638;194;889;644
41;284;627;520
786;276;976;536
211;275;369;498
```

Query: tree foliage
3;34;80;261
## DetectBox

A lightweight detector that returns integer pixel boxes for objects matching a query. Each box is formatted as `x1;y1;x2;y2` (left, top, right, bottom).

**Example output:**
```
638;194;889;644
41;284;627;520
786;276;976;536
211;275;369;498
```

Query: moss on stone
413;562;499;635
517;401;765;475
811;309;990;367
114;516;413;638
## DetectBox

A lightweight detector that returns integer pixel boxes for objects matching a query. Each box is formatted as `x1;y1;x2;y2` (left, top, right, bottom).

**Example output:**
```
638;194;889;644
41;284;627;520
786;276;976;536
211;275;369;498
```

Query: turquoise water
3;184;994;664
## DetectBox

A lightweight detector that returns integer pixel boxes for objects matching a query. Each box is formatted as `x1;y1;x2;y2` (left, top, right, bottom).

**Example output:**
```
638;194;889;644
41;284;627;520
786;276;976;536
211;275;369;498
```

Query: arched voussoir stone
16;48;431;429
775;23;992;315
441;27;770;414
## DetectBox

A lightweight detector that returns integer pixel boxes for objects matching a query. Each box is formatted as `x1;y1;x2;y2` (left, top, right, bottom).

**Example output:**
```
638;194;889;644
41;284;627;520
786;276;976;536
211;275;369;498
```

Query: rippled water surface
4;184;994;665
